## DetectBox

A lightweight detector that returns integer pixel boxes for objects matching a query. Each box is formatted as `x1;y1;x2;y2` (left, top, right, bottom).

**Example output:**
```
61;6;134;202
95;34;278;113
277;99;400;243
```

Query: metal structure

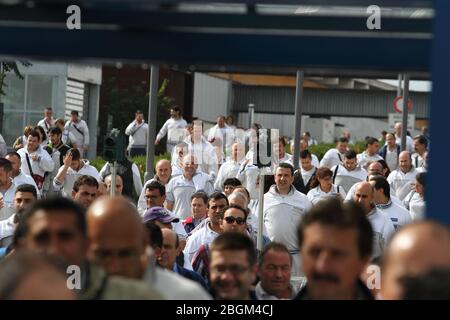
0;0;447;224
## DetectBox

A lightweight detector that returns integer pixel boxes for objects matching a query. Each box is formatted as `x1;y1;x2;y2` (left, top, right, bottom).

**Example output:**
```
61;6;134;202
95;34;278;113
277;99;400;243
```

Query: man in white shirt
302;132;318;147
320;137;348;168
183;192;228;265
183;122;219;179
55;118;77;149
214;142;245;191
264;163;312;277
0;134;6;158
353;182;395;260
379;133;400;172
0;158;18;221
205;116;235;164
331;150;367;193
394;122;414;153
290;139;319;168
64;110;90;157
369;175;412;230
387;151;418;200
36;107;55;132
125;110;149;157
256;242;301;300
155;106;188;154
5;152;40;198
165;154;214;220
0;184;37;248
53;148;101;197
357;137;383;170
412;135;428;169
17;130;55;192
293;150;317;195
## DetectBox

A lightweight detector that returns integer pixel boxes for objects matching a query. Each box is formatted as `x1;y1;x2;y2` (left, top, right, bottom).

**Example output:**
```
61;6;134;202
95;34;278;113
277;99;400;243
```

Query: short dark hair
278;137;287;147
144;222;163;250
48;127;62;136
72;175;99;193
401;268;450;300
70;110;79;116
298;198;373;259
300;149;312;159
15;184;37;199
28;129;40;140
68;148;81;161
35;126;47;140
210;232;257;267
416;172;426;188
44;107;53;111
223;178;241;189
259;242;292;267
344;150;357;160
338;137;349;144
414;135;428;148
170;106;181;114
369;175;390;198
224;204;249;219
5;151;21;162
20;197;87;237
145;180;166;197
366;137;379;147
0;158;12;172
135;109;143;115
208;192;229;207
277;162;294;176
191;191;209;204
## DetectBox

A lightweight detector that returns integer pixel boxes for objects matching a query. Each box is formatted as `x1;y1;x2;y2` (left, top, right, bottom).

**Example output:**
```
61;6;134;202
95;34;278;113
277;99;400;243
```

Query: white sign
388;113;415;131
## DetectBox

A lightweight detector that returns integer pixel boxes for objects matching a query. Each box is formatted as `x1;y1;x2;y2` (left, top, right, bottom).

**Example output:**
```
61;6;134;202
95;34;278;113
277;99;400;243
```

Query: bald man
380;221;450;299
137;159;172;214
353;182;395;260
387;151;419;200
87;197;148;278
87;197;211;300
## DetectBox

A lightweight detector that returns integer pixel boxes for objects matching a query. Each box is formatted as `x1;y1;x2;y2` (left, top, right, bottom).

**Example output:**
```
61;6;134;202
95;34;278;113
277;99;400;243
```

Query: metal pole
293;70;304;171
248;103;255;128
257;173;265;252
400;73;410;151
397;73;403;97
110;161;117;197
145;64;159;182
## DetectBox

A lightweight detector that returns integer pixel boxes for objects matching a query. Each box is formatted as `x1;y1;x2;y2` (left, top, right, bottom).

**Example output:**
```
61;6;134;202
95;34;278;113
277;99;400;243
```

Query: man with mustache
295;198;374;300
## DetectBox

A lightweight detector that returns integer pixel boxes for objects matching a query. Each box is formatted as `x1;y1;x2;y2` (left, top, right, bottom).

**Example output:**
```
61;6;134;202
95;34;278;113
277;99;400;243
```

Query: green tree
0;61;32;96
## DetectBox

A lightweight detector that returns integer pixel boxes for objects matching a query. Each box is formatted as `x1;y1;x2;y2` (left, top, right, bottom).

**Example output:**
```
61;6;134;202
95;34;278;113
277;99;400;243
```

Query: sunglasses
224;216;246;225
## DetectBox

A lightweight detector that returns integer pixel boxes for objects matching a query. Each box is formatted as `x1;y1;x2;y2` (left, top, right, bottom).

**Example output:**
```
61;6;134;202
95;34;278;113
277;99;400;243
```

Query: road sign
388;113;415;131
393;96;413;113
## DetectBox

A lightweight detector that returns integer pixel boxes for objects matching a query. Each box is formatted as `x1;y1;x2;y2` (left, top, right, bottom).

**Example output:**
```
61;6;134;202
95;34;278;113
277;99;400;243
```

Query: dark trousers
129;147;146;157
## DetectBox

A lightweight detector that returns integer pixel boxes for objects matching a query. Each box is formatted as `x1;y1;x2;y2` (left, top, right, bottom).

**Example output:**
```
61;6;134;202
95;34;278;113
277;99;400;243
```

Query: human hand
63;152;73;168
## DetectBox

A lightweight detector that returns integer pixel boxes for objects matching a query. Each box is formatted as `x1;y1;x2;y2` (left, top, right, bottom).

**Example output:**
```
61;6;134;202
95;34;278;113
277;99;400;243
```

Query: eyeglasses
224;216;246;225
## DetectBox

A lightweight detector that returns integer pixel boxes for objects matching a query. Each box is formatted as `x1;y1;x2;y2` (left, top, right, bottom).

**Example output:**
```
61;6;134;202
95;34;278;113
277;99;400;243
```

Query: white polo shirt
320;148;344;168
376;200;412;230
357;151;383;169
331;164;368;193
166;172;214;220
183;222;220;265
367;207;395;260
387;167;418;199
307;184;346;205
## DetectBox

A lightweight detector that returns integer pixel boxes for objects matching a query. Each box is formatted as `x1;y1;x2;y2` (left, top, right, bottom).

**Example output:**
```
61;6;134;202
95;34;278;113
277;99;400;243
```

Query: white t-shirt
125;120;149;148
156;117;188;145
0;182;17;221
183;222;219;266
404;191;426;220
367;207;395;260
307;184;346;205
357;151;383;169
387;167;418;199
331;164;367;193
395;135;414;153
376;200;412;230
320;148;344;168
213;160;241;191
53;161;101;197
300;167;317;186
165;173;214;220
385;147;399;171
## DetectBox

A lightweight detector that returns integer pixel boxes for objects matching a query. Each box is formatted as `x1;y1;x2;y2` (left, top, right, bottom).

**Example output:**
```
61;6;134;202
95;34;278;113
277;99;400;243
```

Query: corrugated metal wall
193;73;231;122
233;86;429;119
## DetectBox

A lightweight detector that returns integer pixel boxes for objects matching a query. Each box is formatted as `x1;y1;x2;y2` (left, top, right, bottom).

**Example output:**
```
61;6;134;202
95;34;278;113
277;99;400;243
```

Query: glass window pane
2;73;25;111
1;112;25;147
27;75;54;112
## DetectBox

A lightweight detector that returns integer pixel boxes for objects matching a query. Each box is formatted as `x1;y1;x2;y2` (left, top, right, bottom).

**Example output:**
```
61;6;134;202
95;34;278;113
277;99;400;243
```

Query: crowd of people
0;104;448;301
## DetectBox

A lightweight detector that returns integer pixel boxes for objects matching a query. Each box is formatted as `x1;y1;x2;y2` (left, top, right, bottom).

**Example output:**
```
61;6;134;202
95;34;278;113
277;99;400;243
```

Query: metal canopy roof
0;0;433;79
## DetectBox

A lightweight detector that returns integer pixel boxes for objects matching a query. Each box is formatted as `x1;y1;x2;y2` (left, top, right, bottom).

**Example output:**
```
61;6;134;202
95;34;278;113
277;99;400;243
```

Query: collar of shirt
367;206;378;218
376;200;393;210
255;282;294;300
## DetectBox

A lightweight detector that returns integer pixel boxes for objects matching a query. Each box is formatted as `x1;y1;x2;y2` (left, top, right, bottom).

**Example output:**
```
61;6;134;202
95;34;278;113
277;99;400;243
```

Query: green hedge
289;141;367;161
90;153;171;182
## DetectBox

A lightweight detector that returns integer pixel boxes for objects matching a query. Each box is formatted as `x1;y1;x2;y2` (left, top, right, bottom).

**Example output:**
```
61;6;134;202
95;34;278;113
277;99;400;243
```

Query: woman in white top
307;167;346;205
35;126;49;149
404;172;426;220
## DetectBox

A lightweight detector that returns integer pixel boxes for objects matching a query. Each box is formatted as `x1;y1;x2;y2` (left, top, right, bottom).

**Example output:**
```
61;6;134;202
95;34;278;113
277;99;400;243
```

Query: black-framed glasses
224;216;246;225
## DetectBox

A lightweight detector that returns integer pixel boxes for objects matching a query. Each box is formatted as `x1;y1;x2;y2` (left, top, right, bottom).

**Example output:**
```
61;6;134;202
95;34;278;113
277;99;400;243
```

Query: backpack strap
332;165;340;184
